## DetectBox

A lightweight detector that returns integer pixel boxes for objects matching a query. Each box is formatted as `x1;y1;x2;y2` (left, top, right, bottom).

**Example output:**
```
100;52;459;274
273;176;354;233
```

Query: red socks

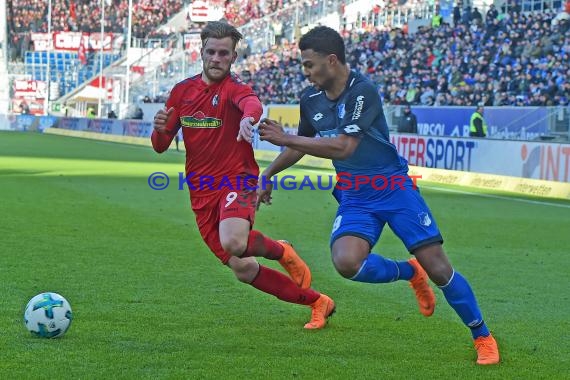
241;230;284;260
242;232;319;305
250;266;320;305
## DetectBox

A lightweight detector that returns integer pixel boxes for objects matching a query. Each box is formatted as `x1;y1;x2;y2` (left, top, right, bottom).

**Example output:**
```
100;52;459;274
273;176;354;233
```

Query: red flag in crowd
70;1;77;21
78;34;87;65
131;66;145;75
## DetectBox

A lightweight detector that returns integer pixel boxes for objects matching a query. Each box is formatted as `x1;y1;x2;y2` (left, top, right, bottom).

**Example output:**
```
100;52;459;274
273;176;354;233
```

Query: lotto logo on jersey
352;95;364;120
181;112;222;128
343;124;361;133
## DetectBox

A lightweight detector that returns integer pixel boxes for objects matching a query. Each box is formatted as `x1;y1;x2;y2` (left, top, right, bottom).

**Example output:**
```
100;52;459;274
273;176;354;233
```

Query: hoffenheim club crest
418;212;432;227
337;103;345;119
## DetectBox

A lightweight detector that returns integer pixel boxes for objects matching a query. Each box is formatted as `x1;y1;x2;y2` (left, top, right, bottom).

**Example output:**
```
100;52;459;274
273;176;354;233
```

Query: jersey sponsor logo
337;103;346;119
343;124;361;133
212;94;219;107
352;95;364;120
180;112;222;128
418;212;432;227
313;113;323;121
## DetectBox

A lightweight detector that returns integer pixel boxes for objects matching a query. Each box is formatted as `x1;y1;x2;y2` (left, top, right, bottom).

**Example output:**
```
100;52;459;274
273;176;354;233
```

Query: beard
313;77;334;92
203;65;229;83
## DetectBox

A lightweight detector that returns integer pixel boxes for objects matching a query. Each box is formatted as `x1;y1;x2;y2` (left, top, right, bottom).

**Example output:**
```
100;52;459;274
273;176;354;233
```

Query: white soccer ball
24;292;73;338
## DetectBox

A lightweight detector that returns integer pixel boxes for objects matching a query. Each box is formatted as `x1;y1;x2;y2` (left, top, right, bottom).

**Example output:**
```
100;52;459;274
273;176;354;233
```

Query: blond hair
200;21;243;50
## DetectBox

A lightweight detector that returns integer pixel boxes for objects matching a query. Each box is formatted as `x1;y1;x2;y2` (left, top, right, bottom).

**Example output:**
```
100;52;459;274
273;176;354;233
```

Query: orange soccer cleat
408;258;436;317
304;294;336;330
277;240;312;289
474;334;500;365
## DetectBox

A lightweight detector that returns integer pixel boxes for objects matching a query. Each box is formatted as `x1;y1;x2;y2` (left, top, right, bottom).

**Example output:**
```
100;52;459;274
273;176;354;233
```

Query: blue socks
352;255;490;339
351;254;414;283
439;271;490;339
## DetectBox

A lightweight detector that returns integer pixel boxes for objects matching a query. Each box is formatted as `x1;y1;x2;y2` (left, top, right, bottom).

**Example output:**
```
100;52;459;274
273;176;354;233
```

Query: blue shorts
330;177;443;252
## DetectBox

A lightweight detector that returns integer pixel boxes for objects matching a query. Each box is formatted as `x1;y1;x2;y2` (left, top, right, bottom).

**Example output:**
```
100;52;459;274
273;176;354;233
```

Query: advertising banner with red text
391;134;570;183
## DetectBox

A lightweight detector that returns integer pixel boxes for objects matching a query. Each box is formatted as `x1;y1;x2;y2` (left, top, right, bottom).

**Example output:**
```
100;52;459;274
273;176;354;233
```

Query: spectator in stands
469;105;488;137
462;6;472;26
397;103;418;134
431;11;443;28
61;103;69;117
486;4;499;26
107;109;117;119
133;107;144;120
453;5;461;27
86;106;96;118
471;7;483;26
20;101;30;114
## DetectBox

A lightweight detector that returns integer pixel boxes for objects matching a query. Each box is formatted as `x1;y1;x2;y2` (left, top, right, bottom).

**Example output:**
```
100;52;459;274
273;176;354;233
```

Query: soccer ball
24;292;73;338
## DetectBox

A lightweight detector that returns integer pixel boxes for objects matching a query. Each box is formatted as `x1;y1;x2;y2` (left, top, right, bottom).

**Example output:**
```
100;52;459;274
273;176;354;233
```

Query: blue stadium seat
22;50;123;98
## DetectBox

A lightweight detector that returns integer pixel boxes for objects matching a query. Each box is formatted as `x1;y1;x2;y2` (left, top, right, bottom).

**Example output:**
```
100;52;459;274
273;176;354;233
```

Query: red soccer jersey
152;73;263;196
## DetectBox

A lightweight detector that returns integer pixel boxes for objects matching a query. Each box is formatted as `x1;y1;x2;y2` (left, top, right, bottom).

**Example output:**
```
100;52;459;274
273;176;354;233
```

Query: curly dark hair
299;26;346;64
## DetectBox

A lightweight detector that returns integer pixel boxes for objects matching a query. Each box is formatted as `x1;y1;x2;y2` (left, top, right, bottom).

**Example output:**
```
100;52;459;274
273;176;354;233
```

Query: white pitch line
422;185;570;209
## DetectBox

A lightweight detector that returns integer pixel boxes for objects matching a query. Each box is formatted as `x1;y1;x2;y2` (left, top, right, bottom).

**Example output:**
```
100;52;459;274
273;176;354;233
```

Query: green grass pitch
1;131;569;379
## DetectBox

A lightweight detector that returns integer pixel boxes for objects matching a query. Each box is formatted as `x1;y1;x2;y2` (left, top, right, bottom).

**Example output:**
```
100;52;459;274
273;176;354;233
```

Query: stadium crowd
6;0;325;62
7;0;184;61
217;0;289;27
6;0;570;107
235;6;570;107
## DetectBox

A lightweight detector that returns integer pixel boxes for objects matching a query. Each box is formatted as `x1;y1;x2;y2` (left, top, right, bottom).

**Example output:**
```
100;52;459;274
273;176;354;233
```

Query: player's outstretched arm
237;117;255;143
259;119;359;160
235;95;263;143
151;107;179;153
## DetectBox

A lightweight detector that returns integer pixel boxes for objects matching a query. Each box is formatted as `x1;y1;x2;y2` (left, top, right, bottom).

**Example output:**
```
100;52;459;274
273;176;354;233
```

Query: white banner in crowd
30;32;122;52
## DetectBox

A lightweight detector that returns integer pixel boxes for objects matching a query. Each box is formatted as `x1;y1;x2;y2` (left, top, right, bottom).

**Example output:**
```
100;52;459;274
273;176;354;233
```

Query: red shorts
190;186;257;264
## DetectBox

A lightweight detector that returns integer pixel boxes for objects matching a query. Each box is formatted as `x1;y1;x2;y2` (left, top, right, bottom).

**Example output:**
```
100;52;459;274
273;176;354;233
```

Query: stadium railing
498;0;566;13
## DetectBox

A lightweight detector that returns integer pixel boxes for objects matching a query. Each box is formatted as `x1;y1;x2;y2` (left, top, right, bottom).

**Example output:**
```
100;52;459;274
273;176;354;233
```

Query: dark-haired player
258;26;499;362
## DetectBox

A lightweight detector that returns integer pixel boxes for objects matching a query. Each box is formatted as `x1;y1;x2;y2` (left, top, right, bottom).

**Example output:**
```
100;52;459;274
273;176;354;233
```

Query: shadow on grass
0;131;184;164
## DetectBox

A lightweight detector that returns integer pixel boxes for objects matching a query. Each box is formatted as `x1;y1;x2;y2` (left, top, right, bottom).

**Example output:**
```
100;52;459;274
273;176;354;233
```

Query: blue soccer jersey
298;71;443;251
298;71;409;177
